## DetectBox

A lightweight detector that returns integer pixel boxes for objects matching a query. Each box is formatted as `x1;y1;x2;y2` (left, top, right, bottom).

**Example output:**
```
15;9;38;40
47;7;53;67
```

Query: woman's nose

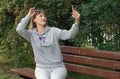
42;16;46;19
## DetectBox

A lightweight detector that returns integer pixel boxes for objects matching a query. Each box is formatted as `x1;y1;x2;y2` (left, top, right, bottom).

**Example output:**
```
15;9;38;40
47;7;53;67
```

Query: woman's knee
51;67;67;79
35;67;50;79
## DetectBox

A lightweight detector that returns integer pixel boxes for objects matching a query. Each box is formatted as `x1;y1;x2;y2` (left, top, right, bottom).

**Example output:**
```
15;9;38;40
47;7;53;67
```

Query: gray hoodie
16;15;79;68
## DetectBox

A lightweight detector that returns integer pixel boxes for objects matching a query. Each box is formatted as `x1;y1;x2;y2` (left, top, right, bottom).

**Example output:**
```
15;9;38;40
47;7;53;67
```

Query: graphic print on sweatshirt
39;36;46;43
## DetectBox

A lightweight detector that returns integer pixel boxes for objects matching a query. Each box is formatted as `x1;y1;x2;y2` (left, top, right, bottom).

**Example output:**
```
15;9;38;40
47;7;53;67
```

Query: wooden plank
65;63;120;79
10;68;75;79
10;68;35;79
63;54;120;70
61;46;120;60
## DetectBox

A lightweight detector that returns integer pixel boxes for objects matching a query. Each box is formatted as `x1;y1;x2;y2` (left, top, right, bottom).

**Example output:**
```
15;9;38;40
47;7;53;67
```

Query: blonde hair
29;10;46;30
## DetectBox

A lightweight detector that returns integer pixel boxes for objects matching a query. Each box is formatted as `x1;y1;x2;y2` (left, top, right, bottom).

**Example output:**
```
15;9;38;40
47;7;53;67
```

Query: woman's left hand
72;9;80;24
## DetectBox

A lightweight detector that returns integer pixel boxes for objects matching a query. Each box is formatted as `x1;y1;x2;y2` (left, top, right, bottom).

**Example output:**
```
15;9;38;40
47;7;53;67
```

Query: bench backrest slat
63;54;120;70
61;46;120;60
65;63;120;79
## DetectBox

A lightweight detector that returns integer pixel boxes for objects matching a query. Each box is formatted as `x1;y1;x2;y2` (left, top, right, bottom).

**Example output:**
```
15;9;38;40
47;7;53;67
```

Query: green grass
0;53;23;79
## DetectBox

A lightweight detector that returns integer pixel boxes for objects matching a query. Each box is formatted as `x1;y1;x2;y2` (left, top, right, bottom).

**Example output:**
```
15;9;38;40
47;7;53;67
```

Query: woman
16;7;80;79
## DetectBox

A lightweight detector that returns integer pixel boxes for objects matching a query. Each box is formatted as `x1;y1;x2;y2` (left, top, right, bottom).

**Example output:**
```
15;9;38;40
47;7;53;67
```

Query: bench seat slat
63;54;120;70
10;68;35;79
10;68;75;79
61;46;120;60
65;63;120;79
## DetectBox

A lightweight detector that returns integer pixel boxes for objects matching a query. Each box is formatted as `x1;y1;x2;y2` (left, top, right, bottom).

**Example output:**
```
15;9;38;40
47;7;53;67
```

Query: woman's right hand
27;7;35;17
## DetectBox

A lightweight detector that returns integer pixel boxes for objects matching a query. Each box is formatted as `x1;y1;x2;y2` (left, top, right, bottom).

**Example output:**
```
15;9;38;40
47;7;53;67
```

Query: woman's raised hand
72;9;80;24
27;7;35;17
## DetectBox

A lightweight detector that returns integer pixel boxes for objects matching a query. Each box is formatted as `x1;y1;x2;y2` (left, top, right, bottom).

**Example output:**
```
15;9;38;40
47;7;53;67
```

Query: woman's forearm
16;15;31;42
16;15;31;31
75;18;80;24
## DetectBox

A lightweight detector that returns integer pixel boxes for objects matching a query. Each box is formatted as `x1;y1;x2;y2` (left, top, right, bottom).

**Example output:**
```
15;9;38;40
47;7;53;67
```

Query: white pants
35;65;67;79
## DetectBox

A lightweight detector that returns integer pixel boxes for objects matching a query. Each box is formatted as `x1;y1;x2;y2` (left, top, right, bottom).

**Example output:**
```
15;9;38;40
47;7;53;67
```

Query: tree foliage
0;0;120;67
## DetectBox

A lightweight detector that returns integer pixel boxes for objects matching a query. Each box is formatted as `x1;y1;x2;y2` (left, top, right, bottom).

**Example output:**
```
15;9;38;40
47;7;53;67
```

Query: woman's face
34;12;47;26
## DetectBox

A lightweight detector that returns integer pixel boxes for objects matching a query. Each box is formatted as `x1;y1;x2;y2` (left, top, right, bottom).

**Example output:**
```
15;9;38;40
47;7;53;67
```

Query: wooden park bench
10;46;120;79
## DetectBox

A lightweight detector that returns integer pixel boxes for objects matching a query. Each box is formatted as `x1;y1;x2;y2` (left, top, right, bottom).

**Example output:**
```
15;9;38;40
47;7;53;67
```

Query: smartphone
72;5;77;11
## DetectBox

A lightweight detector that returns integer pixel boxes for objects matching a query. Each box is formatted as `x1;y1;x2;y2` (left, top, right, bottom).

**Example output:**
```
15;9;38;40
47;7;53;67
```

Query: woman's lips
41;19;46;22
